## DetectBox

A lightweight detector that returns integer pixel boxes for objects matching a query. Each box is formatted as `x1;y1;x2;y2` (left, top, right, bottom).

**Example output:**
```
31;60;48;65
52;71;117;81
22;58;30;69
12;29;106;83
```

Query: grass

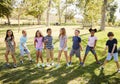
0;25;120;84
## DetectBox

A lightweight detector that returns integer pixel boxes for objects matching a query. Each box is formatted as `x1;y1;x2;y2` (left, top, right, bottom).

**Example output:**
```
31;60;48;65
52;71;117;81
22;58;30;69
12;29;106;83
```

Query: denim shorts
20;49;30;56
70;48;80;57
36;48;43;51
85;45;96;55
106;53;118;61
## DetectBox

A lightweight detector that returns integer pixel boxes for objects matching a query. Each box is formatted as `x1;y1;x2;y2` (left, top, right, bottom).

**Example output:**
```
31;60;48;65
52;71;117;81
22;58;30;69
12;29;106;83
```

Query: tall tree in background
0;0;14;25
27;0;47;25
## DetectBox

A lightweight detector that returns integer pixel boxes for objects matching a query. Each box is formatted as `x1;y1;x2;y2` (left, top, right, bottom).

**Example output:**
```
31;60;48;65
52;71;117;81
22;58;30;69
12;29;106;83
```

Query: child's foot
41;63;45;67
56;64;60;68
69;62;72;65
13;64;17;68
67;63;70;67
20;60;24;64
6;63;10;68
117;70;120;73
46;63;51;67
29;60;33;63
37;63;40;68
80;62;85;67
97;61;102;65
51;62;54;66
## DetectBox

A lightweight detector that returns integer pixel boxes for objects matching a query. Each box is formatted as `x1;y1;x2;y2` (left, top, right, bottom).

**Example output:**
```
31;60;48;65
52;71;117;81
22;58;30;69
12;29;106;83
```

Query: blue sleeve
78;37;81;43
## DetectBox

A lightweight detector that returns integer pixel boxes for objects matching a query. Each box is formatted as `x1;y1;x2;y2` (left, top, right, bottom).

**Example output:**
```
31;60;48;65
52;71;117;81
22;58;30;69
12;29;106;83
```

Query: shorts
59;47;67;51
36;48;43;51
6;47;15;55
85;45;96;55
106;53;118;62
20;49;30;56
46;48;53;58
70;48;80;57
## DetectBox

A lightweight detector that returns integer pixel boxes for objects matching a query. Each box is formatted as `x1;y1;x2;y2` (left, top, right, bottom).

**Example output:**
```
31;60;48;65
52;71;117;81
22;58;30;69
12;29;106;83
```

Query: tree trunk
6;15;10;25
58;2;61;24
37;14;41;25
64;0;67;23
100;0;107;30
46;0;52;26
18;15;20;32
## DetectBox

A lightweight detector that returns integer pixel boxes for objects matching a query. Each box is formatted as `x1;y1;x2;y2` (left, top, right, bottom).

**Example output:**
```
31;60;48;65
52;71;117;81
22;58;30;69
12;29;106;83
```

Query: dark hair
107;32;114;37
47;28;51;32
22;30;26;34
89;28;97;32
5;29;14;41
75;29;80;33
35;30;43;37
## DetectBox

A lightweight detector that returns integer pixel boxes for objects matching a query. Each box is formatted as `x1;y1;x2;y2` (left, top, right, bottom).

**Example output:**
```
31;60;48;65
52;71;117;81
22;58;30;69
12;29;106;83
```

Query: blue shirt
106;38;117;53
19;36;27;50
44;35;53;49
72;36;81;50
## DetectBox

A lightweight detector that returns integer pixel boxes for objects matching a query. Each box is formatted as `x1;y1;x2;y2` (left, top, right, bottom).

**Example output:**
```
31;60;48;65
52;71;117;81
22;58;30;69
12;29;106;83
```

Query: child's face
23;32;27;36
60;30;63;34
109;36;113;40
75;31;79;36
47;30;52;35
8;31;12;36
37;32;40;37
90;31;95;36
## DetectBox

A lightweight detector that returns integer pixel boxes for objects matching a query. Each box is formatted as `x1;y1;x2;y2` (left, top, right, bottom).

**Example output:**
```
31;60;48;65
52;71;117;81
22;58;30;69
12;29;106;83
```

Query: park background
0;0;120;84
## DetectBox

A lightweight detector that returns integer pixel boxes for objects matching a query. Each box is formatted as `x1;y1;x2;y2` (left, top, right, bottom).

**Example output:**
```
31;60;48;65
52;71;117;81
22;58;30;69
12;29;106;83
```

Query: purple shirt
34;37;44;49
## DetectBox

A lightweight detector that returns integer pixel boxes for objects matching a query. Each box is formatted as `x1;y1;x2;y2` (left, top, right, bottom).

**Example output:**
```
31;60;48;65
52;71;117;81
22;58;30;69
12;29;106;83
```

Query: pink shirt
34;37;43;49
88;36;97;47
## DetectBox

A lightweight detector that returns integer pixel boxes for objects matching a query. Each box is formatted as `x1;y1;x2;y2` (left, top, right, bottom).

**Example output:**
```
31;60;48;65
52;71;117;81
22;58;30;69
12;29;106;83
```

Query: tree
27;0;48;25
0;0;14;25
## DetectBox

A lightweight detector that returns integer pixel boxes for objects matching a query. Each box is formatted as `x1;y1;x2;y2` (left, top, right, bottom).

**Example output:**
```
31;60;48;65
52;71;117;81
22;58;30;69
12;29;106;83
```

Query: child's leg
69;49;74;63
36;51;39;64
20;49;24;61
115;61;120;70
39;51;43;63
91;49;99;63
50;49;54;61
113;53;120;70
57;50;62;64
46;49;50;63
64;51;69;63
11;53;16;64
79;57;82;62
5;51;9;64
83;46;90;64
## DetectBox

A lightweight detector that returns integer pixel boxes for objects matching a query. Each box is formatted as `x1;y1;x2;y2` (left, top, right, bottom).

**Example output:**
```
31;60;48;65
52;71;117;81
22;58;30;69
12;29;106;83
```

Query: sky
114;0;120;20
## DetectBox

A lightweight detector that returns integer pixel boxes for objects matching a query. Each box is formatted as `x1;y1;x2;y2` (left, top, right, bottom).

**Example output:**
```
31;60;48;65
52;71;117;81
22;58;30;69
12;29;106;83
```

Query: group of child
4;28;120;73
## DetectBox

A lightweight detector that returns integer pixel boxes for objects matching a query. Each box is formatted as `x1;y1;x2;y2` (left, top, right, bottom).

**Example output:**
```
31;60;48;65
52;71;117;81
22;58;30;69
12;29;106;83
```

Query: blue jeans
85;45;96;55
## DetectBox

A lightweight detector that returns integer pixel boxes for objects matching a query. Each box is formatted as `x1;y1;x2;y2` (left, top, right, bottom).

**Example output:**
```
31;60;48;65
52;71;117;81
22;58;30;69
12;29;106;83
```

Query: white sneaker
67;63;70;67
99;66;104;70
41;63;45;67
46;64;51;67
117;70;120;73
51;62;54;66
37;63;40;68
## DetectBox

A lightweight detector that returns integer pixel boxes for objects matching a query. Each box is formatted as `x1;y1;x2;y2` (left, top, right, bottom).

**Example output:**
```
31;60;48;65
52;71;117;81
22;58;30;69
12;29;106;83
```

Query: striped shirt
44;35;53;49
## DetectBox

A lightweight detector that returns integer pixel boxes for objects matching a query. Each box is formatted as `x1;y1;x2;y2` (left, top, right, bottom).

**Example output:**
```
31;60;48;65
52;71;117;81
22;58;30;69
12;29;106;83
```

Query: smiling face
90;31;95;36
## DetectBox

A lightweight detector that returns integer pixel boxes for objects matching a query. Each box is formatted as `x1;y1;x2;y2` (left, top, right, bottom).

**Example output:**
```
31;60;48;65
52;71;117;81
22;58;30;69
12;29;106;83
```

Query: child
19;30;32;64
56;28;69;67
69;30;83;65
4;29;17;68
100;32;120;73
34;30;44;67
44;28;54;67
82;28;101;66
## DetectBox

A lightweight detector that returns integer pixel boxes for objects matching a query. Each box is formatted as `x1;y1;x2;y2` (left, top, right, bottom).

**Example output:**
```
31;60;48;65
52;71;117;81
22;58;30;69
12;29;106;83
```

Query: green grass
0;25;120;84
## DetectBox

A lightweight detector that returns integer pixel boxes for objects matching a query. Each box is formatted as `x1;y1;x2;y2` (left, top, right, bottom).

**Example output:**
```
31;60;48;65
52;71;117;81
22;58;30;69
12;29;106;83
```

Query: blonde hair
59;28;66;38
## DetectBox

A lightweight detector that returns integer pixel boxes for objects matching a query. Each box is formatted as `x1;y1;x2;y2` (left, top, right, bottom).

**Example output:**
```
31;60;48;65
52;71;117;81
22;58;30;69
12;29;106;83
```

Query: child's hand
110;53;113;56
45;39;48;42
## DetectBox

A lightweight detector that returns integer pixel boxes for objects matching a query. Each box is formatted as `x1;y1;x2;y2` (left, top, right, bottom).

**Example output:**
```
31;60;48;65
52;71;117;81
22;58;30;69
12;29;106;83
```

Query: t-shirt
19;36;27;50
72;36;81;50
44;35;53;49
34;37;44;49
6;37;14;51
106;38;117;53
88;36;97;47
59;35;67;48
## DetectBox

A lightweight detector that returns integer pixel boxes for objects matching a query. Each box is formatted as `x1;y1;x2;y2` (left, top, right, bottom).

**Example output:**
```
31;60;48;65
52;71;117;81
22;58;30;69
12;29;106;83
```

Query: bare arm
102;46;108;56
34;40;36;48
79;43;83;51
94;40;97;49
63;38;67;49
111;44;117;54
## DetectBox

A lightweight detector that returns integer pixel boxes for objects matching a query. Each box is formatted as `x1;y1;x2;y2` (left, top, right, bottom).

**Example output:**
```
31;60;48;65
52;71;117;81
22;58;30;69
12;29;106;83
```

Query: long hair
5;29;14;41
35;30;43;38
59;28;66;38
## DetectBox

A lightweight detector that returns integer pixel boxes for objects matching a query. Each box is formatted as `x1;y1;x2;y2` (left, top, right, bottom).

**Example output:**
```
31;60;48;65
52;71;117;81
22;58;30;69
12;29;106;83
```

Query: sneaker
6;63;10;67
80;62;85;67
37;63;40;68
41;63;45;67
51;62;55;66
46;63;51;67
97;61;102;65
13;64;17;68
67;63;70;67
29;60;33;63
117;70;120;73
69;62;72;65
99;66;104;70
56;64;60;68
20;60;24;64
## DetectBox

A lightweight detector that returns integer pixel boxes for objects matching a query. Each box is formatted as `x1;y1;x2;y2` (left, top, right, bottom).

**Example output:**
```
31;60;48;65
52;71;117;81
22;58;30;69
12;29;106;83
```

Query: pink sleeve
95;37;98;40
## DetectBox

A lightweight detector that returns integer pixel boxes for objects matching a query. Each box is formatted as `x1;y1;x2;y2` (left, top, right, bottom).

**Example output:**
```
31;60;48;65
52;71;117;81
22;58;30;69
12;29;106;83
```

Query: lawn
0;25;120;84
